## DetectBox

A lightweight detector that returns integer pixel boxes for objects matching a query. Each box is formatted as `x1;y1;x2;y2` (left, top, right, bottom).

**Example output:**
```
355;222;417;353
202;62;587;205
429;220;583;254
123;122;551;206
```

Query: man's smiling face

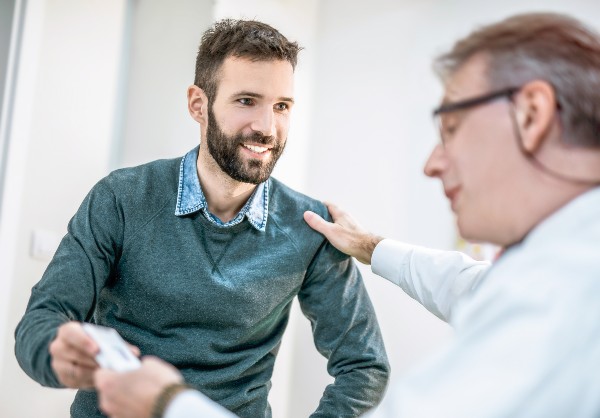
205;56;295;184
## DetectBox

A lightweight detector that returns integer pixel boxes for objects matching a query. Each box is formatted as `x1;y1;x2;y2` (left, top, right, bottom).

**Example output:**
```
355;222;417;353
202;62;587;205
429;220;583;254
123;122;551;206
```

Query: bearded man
14;19;389;418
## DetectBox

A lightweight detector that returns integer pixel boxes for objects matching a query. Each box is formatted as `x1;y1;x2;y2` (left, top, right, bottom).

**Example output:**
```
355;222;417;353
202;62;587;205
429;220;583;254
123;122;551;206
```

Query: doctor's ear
187;85;209;124
512;80;559;155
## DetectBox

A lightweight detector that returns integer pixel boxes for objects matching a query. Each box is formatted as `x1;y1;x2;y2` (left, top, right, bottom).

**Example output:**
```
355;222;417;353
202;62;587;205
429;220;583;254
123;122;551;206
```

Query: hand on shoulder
303;202;384;265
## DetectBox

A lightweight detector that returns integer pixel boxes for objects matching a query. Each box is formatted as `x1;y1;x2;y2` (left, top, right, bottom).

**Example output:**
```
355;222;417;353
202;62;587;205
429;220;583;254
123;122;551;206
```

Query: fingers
58;321;99;356
49;322;99;388
323;201;345;222
141;356;184;381
94;369;121;417
128;344;141;358
50;322;98;366
50;356;96;389
141;355;165;366
95;356;184;418
146;356;181;370
303;210;333;235
306;202;383;264
94;368;118;391
51;356;96;388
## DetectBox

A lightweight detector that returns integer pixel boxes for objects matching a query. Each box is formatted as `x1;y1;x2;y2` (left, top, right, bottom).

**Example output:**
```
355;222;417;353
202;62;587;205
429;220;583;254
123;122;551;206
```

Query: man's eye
275;103;288;111
440;114;460;136
238;98;254;105
443;124;457;136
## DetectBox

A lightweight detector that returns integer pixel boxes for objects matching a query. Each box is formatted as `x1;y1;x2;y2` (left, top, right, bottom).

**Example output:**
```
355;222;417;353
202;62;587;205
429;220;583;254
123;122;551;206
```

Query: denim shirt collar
175;146;269;232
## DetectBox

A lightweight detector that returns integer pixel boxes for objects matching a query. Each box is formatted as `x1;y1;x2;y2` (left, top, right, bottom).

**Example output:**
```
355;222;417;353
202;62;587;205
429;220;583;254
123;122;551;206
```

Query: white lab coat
366;187;600;417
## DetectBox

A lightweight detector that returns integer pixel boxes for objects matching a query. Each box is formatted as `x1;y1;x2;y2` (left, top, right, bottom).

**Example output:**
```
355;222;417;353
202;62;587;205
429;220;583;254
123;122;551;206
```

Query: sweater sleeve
371;239;490;321
14;179;122;387
298;240;390;418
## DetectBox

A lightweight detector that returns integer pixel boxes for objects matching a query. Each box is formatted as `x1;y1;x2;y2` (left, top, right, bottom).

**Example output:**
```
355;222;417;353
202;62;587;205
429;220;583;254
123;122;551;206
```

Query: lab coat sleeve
371;239;490;321
164;390;238;418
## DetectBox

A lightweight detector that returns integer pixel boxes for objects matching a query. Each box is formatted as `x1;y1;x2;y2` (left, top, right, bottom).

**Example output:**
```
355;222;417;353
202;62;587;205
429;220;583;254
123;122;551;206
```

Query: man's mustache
235;131;278;147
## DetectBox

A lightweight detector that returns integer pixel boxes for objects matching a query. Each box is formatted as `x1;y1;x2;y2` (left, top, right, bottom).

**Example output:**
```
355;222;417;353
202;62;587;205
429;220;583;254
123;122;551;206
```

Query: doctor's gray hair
435;13;600;147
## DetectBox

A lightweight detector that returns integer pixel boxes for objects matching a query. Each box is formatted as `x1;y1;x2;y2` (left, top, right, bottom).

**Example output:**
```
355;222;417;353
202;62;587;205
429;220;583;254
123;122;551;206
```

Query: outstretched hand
49;322;141;389
49;321;100;389
95;356;183;418
303;202;384;265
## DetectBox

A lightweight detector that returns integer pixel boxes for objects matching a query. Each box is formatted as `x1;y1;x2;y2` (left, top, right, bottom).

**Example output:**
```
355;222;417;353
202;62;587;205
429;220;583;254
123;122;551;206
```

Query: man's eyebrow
232;91;294;104
280;97;295;104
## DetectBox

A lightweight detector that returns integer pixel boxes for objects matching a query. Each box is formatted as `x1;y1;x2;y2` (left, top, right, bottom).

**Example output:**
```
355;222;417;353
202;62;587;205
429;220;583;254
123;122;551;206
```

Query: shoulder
268;177;329;220
90;156;181;213
103;157;180;190
267;178;330;248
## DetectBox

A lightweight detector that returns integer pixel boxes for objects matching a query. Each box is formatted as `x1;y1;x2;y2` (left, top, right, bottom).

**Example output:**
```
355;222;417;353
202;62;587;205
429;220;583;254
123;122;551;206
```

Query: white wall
0;0;17;131
0;0;127;416
116;0;213;169
0;0;22;378
2;1;600;418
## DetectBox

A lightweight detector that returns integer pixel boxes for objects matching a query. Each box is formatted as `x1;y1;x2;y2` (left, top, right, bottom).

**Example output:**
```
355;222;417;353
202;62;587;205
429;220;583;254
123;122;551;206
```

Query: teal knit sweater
15;152;389;417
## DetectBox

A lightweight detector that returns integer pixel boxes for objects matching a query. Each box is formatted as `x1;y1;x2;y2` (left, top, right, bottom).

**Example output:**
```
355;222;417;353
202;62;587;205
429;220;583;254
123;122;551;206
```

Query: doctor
95;11;600;418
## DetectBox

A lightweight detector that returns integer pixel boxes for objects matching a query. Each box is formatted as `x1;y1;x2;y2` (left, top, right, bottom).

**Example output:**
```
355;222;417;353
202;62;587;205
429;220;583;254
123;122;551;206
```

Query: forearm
15;179;122;387
301;242;390;417
15;293;70;387
311;365;389;417
15;241;103;386
371;239;490;321
15;205;118;386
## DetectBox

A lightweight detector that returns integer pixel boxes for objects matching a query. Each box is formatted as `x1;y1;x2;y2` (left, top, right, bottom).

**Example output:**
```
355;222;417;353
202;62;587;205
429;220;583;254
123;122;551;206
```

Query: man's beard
206;106;286;184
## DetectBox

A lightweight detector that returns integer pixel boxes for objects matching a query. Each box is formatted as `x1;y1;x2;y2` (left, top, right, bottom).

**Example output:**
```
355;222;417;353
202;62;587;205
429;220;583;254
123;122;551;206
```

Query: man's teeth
243;144;269;153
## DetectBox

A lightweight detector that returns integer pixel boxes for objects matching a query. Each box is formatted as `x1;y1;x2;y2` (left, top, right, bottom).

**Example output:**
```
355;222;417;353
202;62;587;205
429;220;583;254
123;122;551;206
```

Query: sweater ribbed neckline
191;209;256;235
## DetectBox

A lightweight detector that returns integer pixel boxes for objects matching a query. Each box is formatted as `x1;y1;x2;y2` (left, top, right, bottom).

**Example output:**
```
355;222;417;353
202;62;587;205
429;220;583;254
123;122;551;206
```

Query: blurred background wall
1;0;599;417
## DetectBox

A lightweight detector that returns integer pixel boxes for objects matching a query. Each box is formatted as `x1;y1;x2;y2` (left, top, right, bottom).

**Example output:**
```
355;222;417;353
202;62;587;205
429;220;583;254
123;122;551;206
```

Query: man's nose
423;143;448;178
250;107;276;137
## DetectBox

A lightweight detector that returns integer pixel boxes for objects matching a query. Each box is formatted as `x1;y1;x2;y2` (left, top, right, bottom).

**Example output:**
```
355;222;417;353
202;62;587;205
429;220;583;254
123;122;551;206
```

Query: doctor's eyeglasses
432;87;520;145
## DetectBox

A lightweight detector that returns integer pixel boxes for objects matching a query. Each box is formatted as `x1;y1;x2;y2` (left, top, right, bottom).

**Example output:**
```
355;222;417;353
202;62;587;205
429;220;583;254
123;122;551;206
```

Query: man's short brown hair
435;13;600;147
194;19;301;103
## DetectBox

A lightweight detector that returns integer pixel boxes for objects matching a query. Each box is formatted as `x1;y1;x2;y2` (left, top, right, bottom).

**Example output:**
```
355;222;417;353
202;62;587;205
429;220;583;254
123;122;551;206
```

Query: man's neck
500;174;592;248
196;147;257;223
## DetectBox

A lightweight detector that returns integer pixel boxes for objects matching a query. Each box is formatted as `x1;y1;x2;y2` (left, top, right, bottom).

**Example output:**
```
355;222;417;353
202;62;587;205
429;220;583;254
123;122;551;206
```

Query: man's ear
187;85;209;124
513;80;558;155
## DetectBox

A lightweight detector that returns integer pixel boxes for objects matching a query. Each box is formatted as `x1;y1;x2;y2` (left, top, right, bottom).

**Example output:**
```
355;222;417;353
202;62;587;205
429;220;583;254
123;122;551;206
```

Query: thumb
303;211;332;235
128;344;141;358
94;368;116;388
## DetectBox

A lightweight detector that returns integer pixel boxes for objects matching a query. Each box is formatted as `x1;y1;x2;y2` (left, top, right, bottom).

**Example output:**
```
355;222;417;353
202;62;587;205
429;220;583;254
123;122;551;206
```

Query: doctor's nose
424;143;448;178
